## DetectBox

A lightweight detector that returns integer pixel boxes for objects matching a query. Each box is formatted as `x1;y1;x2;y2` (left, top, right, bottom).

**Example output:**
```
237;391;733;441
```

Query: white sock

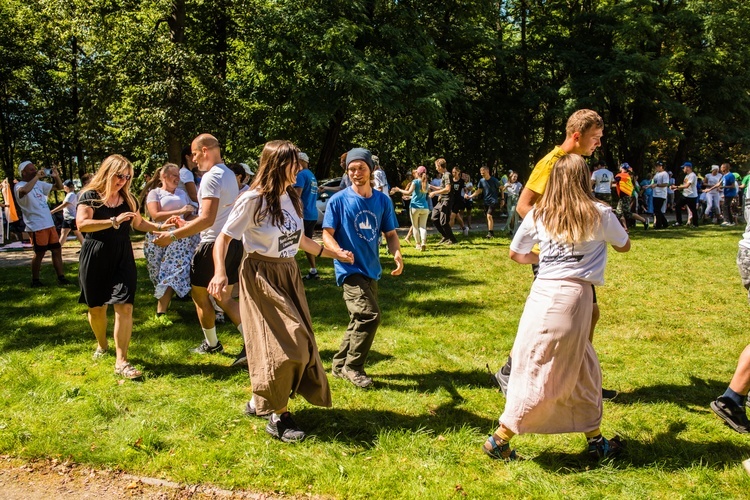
271;412;281;423
202;326;218;346
237;323;244;335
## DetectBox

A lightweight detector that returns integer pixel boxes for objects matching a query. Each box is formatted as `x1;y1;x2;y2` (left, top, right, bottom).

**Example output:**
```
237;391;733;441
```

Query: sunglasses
114;173;132;181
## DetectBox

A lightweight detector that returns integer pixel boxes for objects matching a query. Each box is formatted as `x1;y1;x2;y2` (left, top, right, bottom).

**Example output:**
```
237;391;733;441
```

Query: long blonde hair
533;154;601;243
80;154;138;211
249;140;303;226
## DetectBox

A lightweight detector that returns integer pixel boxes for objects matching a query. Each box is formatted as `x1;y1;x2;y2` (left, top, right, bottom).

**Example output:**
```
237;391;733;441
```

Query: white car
315;177;342;225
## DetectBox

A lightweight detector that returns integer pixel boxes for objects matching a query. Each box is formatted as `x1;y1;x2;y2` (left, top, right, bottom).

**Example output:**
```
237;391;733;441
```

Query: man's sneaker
643;219;649;230
302;270;320;280
341;366;373;388
243;398;271;420
489;358;512;395
485;232;493;239
58;276;72;285
214;311;226;324
192;340;224;354
265;412;306;442
231;346;247;367
587;435;624;460
30;280;45;288
602;388;618;401
437;238;449;245
711;396;750;433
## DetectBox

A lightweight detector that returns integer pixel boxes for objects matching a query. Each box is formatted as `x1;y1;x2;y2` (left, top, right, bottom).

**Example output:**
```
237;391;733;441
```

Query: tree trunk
71;35;86;176
166;0;186;164
315;109;345;179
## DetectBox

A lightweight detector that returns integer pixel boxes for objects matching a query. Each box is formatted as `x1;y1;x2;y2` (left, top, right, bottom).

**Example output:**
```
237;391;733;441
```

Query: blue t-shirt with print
409;179;429;209
293;168;319;221
477;176;501;205
323;187;398;286
723;172;737;197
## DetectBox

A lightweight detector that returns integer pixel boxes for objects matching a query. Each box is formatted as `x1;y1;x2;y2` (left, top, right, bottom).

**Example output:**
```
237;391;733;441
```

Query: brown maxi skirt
239;252;332;414
500;278;602;435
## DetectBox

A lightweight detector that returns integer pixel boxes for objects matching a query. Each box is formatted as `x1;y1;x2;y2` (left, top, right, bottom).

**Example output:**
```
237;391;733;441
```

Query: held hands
165;215;185;228
333;248;355;264
152;231;174;247
207;274;228;299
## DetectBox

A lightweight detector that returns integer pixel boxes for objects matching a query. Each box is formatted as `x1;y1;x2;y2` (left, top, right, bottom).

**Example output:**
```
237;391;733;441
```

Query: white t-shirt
591;169;613;194
510;204;629;286
15;180;54;231
222;189;302;259
178;166;199;207
652;171;669;198
373;169;389;196
146;187;190;213
62;192;78;220
683;172;698;198
505;181;522;197
198;163;239;244
705;172;722;189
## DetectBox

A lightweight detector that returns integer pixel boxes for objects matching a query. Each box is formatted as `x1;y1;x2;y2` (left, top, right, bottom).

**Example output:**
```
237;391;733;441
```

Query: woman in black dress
76;154;166;379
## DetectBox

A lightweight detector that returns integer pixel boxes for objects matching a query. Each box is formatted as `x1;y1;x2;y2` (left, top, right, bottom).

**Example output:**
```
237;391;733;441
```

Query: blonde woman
141;163;197;321
483;154;630;461
77;154;165;379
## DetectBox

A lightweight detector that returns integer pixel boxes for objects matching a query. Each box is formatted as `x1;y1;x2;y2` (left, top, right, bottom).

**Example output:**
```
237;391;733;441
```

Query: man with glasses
154;134;244;357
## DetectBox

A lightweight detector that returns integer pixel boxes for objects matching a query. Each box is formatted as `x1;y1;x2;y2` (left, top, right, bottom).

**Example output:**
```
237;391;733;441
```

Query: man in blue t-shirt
322;147;403;389
705;162;738;226
468;166;502;238
293;152;320;279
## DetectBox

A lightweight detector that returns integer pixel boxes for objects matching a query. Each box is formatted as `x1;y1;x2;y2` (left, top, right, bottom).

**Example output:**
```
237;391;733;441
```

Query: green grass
1;225;750;498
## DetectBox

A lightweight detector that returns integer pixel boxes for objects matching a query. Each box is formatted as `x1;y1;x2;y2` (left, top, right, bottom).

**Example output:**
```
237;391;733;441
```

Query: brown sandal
114;363;142;380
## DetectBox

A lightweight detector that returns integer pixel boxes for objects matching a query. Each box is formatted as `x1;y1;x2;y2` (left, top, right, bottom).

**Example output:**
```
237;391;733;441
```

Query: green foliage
2;0;750;184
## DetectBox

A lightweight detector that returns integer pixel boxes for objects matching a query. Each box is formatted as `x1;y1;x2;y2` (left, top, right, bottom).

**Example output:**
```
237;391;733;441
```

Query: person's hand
207;274;228;299
389;187;399;196
36;170;46;180
50;166;60;179
116;212;136;225
391;252;403;276
166;215;186;228
181;205;195;216
334;248;354;264
152;231;174;247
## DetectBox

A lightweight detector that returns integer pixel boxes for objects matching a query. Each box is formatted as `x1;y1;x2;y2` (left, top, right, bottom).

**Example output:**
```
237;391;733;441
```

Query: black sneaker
57;276;72;285
488;358;512;395
265;412;306;442
191;340;224;354
711;396;750;433
587;435;624;460
302;271;320;280
341;366;374;388
30;279;45;288
643;219;649;230
230;346;247;367
602;388;618;401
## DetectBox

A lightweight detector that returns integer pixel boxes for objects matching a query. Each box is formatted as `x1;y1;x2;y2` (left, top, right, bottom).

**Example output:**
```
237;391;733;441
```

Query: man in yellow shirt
494;109;618;400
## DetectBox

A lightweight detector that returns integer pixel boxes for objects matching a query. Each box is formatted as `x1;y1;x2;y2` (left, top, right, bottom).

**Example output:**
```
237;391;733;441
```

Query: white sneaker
463;227;469;236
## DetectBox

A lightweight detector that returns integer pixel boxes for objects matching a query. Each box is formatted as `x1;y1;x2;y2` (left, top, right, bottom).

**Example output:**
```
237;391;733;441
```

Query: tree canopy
2;0;749;185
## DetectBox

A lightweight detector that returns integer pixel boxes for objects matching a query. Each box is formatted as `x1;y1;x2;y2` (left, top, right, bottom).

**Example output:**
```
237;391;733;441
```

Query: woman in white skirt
484;154;630;461
208;140;353;443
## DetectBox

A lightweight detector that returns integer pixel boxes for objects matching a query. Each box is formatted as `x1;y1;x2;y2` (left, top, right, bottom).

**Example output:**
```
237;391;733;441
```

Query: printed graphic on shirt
277;209;302;257
353;209;379;243
541;242;584;264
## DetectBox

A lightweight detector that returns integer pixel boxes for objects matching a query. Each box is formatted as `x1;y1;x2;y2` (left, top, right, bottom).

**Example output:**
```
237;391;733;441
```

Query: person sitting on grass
484;154;630;461
710;224;750;433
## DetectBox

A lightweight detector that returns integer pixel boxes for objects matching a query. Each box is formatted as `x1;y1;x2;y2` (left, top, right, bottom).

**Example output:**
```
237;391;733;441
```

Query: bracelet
317;245;324;257
110;217;120;229
170;231;178;242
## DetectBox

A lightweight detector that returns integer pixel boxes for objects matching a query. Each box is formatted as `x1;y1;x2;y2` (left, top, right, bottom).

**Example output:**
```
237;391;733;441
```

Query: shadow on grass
533;421;750;473
318;349;394;367
613;376;726;407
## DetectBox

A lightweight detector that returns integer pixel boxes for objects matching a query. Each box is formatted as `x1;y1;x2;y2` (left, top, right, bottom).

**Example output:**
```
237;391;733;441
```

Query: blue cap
620;162;632;171
682;162;692;169
346;148;373;169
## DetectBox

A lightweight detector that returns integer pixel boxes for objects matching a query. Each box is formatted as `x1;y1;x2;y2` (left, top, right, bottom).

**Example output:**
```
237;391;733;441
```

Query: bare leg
73;230;84;245
214;284;242;326
31;251;45;280
88;305;109;350
50;247;64;276
192;286;216;329
113;303;134;366
157;287;174;314
729;344;750;395
59;228;71;247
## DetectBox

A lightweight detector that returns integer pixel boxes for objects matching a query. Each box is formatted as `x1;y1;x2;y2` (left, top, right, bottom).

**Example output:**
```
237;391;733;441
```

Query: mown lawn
1;225;749;498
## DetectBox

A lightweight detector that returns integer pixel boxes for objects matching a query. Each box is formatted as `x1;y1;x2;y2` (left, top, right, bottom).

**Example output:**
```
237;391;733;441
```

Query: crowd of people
4;110;750;455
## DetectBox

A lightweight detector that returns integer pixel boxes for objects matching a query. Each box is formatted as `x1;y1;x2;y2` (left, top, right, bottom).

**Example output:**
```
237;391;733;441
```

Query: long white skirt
500;278;602;435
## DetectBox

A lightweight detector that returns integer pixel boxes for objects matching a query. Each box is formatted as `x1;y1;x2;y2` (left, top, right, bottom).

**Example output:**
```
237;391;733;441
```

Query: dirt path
0;241;145;269
0;456;288;499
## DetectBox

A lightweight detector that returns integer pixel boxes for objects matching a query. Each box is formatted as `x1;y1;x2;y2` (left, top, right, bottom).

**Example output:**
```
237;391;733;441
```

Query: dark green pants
332;274;381;372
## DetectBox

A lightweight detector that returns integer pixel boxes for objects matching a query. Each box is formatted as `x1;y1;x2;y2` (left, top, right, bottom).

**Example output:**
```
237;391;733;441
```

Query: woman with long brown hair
483;154;630;461
208;140;353;442
77;154;166;379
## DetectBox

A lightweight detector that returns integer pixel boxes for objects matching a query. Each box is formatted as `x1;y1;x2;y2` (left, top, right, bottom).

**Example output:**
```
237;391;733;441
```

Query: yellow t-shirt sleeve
525;148;566;195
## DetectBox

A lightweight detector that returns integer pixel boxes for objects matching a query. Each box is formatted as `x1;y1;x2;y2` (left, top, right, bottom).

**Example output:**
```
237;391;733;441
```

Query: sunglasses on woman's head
115;173;132;181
